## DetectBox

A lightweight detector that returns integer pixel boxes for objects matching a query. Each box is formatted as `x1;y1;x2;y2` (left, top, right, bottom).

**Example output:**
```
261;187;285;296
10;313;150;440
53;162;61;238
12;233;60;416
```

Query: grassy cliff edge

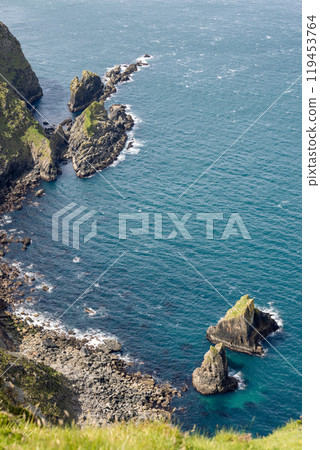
0;414;302;449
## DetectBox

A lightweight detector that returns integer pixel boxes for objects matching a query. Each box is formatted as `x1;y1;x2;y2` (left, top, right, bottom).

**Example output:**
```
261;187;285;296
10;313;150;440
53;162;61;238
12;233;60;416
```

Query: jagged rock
108;104;134;131
68;101;133;177
68;70;104;113
0;22;43;103
206;295;279;355
192;343;238;395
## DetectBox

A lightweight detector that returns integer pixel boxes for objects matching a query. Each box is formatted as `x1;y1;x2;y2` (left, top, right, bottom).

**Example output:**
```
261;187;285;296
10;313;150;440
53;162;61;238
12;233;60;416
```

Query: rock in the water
192;343;238;395
0;22;43;103
35;189;45;197
206;295;279;355
68;101;133;177
68;70;104;113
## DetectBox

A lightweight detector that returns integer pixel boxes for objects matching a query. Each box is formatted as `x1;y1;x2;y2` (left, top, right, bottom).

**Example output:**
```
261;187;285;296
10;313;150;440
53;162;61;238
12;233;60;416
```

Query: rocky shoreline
0;220;177;426
0;20;177;425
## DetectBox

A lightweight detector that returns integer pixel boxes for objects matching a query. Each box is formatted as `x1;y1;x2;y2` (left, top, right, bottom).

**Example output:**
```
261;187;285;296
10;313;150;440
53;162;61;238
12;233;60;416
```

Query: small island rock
192;343;238;395
206;295;279;355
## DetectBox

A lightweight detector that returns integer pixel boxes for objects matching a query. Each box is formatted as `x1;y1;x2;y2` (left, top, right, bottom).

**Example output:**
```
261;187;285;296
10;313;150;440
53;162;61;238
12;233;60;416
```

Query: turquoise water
1;0;301;436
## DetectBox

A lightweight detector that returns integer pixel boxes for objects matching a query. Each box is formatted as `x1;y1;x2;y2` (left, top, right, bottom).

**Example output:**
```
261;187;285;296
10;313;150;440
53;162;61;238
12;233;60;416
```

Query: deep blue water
1;0;301;436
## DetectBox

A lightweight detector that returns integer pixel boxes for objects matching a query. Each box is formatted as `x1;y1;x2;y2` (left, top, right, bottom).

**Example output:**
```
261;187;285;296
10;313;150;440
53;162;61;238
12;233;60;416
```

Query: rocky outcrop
0;22;42;103
68;71;104;112
206;295;279;355
0;80;57;193
68;101;133;177
192;343;238;395
100;58;150;101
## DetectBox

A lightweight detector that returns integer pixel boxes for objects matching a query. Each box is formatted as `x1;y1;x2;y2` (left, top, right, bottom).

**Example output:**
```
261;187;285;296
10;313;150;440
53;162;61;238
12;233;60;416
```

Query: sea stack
206;295;279;355
68;70;104;112
192;343;238;395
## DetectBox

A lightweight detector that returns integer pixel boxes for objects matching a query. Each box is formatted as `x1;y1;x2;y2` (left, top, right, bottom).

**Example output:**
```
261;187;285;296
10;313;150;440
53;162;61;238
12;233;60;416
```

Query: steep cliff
0;22;42;103
0;80;57;192
206;295;279;355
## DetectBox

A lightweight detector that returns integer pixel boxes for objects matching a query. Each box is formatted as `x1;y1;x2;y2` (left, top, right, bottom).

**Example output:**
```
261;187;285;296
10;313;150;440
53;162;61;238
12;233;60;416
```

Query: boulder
192;343;238;395
68;70;104;113
68;101;132;177
99;338;122;353
206;295;279;355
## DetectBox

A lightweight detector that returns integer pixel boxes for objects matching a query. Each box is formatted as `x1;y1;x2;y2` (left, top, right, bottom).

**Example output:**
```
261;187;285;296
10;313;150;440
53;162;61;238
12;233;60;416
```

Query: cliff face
0;80;57;192
192;343;238;395
0;24;58;196
68;101;133;177
0;22;42;103
206;295;279;355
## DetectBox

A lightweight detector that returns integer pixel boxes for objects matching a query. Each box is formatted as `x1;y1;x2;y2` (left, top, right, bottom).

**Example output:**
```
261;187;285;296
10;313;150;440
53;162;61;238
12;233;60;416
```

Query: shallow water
1;0;301;436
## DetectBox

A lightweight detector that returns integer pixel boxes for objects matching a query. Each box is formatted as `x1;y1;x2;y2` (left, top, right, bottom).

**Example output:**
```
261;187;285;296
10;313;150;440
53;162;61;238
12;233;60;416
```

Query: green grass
224;295;254;320
82;101;105;136
0;414;302;449
0;350;74;423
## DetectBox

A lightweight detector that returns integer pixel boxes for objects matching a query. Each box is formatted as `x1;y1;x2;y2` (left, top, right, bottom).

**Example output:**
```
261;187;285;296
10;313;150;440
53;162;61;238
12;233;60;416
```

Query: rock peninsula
68;101;133;177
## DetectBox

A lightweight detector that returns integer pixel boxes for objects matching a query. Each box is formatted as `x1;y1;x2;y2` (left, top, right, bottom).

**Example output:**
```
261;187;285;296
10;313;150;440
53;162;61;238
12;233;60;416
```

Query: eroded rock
192;343;238;395
68;71;104;113
206;295;279;355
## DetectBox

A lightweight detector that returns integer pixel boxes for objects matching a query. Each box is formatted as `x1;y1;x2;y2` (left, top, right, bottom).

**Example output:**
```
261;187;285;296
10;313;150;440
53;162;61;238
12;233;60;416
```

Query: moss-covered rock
0;349;77;423
68;101;133;177
0;81;57;190
206;295;279;355
0;22;42;103
192;343;238;395
68;70;104;113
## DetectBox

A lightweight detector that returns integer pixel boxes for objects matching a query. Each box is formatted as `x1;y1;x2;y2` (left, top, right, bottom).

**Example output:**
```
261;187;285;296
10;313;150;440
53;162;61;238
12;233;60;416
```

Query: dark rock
192;343;238;395
0;22;43;103
20;237;31;246
206;295;279;355
68;70;104;113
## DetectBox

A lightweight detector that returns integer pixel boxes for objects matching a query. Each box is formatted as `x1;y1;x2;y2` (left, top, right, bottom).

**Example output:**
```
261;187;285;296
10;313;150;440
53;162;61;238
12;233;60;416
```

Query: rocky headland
206;295;279;355
192;343;238;395
0;22;43;103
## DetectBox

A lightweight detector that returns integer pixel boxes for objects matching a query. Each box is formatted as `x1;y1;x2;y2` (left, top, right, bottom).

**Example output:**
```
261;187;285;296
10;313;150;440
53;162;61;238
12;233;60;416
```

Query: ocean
0;0;301;436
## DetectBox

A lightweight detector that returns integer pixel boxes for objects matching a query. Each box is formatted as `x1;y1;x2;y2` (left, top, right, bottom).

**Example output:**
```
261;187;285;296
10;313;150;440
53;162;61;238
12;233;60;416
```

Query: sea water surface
1;0;301;436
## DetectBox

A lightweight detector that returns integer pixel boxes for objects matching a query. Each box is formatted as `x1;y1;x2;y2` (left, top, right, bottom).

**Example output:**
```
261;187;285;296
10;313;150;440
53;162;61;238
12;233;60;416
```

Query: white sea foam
12;306;119;348
0;215;12;225
73;256;81;263
263;302;284;330
229;369;246;390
